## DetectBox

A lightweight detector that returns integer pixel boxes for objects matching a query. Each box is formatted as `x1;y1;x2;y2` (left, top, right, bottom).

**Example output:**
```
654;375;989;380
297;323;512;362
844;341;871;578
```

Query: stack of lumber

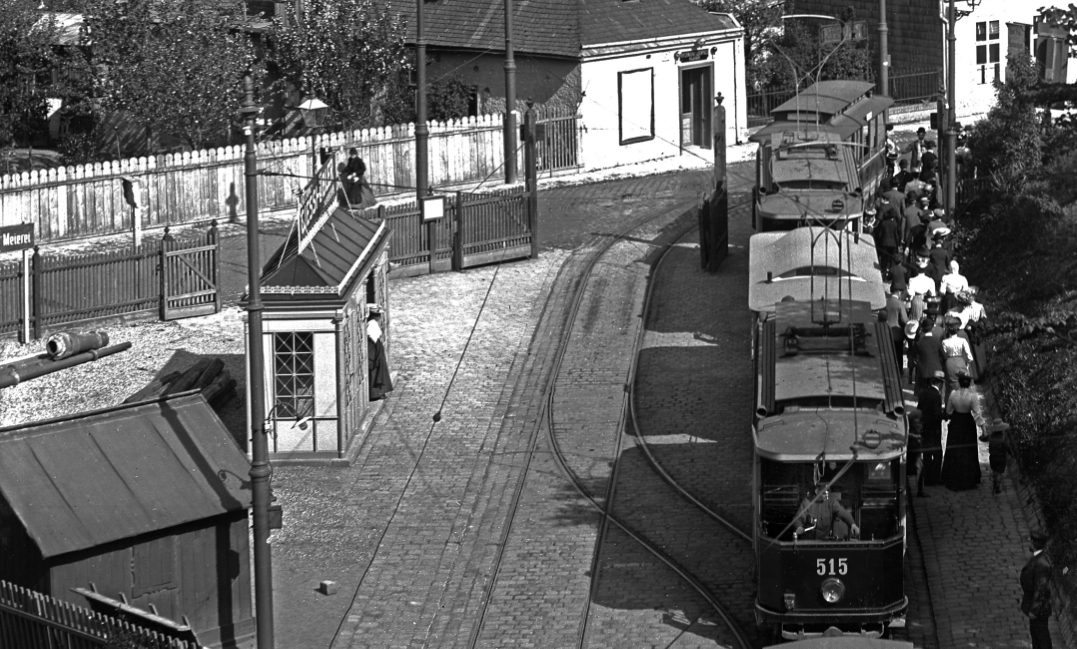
124;358;236;410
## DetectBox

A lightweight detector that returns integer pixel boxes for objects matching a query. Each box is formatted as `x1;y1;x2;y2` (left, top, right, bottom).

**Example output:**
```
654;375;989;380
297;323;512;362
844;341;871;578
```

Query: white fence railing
0;110;580;244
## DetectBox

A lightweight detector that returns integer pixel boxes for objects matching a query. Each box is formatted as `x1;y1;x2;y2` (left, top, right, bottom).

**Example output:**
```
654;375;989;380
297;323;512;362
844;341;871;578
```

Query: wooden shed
0;392;255;649
246;206;392;464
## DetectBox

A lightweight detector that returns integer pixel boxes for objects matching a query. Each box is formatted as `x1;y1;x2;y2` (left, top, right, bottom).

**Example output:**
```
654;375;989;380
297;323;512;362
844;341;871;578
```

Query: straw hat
904;320;920;339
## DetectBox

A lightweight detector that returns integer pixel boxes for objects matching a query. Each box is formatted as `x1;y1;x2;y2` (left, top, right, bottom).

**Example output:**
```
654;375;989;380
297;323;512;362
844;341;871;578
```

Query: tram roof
770;300;888;404
771;80;875;117
755;407;906;462
748;228;886;313
751;90;893;144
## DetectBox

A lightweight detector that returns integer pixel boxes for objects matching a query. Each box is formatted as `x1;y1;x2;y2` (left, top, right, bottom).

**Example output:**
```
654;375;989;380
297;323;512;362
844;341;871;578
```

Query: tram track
538;195;755;649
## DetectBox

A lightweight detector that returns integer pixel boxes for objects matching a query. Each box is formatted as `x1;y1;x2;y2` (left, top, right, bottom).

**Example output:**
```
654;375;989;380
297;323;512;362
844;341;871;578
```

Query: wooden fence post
158;226;173;320
30;246;42;340
451;191;464;271
210;220;221;314
524;105;539;259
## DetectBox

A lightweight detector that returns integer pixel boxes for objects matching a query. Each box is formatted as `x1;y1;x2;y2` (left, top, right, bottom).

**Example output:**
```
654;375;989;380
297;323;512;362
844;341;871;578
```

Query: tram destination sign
0;223;34;253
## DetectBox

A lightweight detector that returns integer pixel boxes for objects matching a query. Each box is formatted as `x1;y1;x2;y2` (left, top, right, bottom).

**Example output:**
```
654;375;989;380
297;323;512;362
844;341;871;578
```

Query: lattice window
975;20;1001;85
273;331;315;419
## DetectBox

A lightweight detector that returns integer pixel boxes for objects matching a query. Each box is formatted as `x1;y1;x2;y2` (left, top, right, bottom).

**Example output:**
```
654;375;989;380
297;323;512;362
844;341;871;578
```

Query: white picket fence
0;112;563;243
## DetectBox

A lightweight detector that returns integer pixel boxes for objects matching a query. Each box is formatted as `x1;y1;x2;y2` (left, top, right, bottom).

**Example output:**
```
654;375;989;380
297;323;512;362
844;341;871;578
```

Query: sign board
421;195;446;223
677;50;709;63
0;223;34;253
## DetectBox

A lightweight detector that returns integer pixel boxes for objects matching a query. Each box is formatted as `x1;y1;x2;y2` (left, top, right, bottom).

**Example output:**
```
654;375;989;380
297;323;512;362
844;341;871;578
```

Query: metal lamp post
946;0;958;220
239;72;274;649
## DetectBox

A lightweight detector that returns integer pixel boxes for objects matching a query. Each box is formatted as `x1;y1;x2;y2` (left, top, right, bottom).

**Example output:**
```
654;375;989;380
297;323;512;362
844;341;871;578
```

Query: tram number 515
816;558;849;576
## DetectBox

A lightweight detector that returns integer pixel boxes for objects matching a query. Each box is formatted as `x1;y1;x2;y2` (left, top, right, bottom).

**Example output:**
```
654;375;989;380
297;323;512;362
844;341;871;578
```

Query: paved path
910;386;1064;649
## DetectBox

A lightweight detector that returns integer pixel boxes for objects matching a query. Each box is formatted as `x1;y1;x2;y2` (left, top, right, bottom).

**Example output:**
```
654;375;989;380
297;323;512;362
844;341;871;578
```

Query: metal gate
159;226;221;321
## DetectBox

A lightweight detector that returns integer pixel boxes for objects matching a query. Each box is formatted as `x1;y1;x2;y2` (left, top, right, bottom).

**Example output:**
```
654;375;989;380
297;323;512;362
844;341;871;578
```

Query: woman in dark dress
367;306;393;400
340;148;376;209
941;372;984;491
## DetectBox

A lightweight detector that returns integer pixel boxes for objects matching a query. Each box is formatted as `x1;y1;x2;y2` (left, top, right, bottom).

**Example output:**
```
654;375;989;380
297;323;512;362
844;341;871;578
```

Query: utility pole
945;0;958;220
878;0;889;95
416;0;432;273
503;0;518;184
240;72;274;649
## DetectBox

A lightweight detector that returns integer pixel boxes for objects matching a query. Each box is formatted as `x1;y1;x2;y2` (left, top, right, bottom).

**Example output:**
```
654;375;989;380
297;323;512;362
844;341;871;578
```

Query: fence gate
160;227;221;321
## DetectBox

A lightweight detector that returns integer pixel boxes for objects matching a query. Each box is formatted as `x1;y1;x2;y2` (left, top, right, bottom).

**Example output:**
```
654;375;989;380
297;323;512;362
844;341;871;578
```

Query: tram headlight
820;578;845;604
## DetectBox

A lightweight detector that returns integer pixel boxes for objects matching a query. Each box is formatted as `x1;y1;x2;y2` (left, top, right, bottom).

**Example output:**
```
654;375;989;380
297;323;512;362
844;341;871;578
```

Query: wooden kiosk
246;206;392;464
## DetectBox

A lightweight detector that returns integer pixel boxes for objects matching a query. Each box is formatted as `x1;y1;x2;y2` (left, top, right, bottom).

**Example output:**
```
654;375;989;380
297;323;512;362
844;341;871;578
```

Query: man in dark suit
1021;530;1053;649
794;481;860;541
916;372;945;488
914;318;944;387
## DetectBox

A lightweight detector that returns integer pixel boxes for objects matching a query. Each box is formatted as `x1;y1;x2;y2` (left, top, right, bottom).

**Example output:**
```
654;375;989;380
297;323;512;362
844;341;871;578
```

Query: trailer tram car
748;226;907;639
751;80;894;233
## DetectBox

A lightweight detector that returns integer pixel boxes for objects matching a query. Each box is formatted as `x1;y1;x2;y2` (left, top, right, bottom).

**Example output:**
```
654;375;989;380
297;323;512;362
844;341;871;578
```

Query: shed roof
390;0;739;58
0;393;251;559
261;207;388;298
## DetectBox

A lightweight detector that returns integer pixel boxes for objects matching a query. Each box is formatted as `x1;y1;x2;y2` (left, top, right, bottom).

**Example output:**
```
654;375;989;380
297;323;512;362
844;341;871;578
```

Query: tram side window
860;459;900;540
760;460;802;540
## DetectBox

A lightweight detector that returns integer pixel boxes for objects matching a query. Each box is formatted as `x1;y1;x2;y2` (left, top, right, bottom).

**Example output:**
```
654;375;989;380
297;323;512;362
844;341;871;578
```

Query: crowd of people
866;129;1008;496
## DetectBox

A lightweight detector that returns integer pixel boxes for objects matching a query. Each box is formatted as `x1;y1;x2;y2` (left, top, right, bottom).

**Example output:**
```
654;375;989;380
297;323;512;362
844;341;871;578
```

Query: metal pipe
946;0;958;220
242;71;275;649
878;0;889;95
416;0;432;275
46;330;109;360
0;342;131;390
503;0;518;184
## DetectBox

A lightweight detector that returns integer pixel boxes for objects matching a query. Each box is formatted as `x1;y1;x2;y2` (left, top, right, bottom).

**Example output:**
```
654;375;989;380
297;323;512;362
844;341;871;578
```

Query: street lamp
297;96;330;189
945;0;981;221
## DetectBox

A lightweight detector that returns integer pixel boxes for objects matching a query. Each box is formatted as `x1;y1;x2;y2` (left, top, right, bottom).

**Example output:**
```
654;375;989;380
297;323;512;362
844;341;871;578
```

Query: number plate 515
817;557;849;576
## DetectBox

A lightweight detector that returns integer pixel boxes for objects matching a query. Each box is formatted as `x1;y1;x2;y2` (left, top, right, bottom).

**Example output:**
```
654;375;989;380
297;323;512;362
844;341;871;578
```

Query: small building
0;392;255;649
390;0;748;167
247;206;392;463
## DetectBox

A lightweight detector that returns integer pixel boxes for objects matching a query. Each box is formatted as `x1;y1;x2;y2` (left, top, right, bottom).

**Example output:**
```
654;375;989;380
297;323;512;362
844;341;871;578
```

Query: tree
966;53;1043;181
81;0;255;151
427;75;473;122
757;20;873;90
269;0;412;130
0;0;60;150
694;0;783;89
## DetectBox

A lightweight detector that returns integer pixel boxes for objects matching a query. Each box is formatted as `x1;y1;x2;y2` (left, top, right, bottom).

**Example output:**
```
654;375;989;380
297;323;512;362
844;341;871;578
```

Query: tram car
767;637;914;649
750;80;893;233
751;298;908;639
748;226;887;316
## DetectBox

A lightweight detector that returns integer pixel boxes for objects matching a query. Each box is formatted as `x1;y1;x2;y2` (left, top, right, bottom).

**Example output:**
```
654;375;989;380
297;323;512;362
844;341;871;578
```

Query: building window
273;331;315;419
975;20;1001;85
618;68;654;145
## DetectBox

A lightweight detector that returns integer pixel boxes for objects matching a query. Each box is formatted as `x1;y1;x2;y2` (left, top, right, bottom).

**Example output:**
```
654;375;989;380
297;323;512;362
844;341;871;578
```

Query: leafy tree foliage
754;20;873;91
0;0;60;149
80;0;255;151
427;75;473;122
965;54;1043;182
694;0;783;88
269;0;412;130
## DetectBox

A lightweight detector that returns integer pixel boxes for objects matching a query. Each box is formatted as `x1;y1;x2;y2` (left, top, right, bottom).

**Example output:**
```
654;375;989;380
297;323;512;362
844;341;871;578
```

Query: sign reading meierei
0;223;34;253
677;50;709;63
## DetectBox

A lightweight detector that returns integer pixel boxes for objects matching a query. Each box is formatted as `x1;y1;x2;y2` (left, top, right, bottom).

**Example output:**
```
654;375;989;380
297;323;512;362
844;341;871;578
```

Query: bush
56;131;102;165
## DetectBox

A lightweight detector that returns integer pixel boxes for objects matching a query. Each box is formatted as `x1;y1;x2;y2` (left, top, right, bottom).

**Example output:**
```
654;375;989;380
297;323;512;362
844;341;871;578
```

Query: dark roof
391;0;739;58
771;80;875;118
262;207;388;296
0;393;251;558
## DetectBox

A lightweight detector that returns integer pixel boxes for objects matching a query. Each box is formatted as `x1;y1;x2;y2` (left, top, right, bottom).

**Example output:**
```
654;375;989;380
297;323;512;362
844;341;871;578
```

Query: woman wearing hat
904;320;920;385
367;305;393;401
942;371;985;491
340;148;377;210
940;260;968;314
941;318;973;396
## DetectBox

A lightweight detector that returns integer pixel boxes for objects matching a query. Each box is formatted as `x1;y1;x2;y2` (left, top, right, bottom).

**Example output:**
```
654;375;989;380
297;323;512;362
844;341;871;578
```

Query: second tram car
751;80;893;233
751;296;908;639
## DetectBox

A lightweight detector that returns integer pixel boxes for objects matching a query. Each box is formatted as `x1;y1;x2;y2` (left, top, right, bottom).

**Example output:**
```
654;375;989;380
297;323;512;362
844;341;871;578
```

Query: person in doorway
367;305;393;400
1021;530;1054;649
941;371;984;491
793;481;860;541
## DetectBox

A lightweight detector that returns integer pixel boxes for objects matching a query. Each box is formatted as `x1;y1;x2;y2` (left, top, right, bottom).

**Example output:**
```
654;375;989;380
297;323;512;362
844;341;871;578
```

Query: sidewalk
909;382;1064;648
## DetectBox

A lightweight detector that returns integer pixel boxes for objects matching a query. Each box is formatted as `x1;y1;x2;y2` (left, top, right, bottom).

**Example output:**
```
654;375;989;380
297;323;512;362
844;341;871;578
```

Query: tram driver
793;481;860;541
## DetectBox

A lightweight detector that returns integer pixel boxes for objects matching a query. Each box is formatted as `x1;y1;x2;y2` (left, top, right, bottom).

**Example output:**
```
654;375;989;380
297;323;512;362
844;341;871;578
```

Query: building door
680;66;712;149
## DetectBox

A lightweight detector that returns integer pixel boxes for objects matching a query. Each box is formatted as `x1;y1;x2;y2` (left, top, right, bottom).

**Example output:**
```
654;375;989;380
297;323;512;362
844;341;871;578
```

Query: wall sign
676;50;709;63
0;223;34;253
